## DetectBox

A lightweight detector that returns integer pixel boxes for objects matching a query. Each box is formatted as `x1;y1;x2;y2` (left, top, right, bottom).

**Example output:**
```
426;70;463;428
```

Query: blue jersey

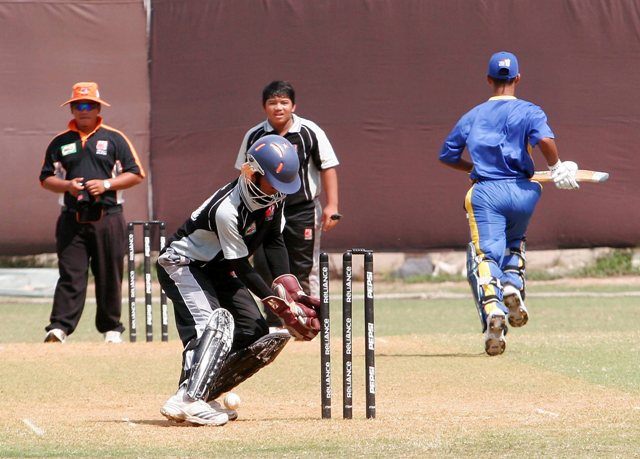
439;96;554;180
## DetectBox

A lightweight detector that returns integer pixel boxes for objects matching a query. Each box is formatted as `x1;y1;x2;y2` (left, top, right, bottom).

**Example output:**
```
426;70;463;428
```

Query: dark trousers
46;210;126;335
253;200;317;326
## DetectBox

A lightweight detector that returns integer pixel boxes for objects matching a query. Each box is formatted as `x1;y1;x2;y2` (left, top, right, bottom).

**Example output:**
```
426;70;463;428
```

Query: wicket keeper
157;135;321;426
439;51;579;356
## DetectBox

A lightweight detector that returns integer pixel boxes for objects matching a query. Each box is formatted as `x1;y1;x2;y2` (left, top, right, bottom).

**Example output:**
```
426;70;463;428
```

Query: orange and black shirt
39;117;145;211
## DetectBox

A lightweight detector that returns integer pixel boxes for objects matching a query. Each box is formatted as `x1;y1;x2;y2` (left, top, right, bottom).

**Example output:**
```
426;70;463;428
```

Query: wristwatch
103;180;112;190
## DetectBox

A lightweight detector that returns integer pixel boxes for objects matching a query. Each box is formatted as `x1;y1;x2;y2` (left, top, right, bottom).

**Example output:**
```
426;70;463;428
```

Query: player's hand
83;179;108;196
66;177;85;197
272;274;320;309
261;295;320;341
548;160;580;190
322;206;341;232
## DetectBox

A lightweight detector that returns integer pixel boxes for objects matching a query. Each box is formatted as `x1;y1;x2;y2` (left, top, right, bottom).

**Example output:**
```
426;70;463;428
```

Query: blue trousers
465;179;542;303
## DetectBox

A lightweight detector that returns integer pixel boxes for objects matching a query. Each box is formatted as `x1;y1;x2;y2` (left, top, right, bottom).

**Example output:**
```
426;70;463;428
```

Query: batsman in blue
439;51;580;356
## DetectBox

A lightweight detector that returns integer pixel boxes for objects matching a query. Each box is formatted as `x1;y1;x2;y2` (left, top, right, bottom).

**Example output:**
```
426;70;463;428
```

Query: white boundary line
22;419;45;436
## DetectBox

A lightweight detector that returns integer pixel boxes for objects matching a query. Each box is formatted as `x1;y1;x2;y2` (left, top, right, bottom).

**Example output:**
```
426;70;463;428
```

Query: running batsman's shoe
161;395;228;426
503;284;529;328
484;309;507;356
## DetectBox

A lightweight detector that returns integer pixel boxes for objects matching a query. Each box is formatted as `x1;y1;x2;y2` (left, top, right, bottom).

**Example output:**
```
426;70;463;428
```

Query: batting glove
548;160;580;190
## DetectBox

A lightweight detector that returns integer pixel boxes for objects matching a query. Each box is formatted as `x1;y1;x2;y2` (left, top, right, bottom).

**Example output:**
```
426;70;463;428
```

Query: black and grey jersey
167;179;285;266
235;114;339;206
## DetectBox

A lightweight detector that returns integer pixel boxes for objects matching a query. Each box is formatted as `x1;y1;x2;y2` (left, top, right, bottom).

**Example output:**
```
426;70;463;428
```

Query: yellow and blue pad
466;242;506;332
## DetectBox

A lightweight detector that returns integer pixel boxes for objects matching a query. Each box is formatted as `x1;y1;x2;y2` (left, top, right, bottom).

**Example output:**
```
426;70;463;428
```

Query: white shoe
484;309;507;356
104;330;123;343
44;329;66;343
268;326;291;336
503;285;529;327
161;395;228;426
208;399;238;421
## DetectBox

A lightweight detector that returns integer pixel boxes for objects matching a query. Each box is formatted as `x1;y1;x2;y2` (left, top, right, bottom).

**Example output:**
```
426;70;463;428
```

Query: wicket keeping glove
548;160;580;190
261;293;320;341
272;274;321;309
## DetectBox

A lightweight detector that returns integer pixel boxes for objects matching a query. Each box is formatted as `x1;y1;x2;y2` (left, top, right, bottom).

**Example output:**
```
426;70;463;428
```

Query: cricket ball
223;392;241;410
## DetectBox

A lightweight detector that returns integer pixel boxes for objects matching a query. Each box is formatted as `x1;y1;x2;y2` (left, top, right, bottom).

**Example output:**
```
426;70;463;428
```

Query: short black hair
262;80;295;106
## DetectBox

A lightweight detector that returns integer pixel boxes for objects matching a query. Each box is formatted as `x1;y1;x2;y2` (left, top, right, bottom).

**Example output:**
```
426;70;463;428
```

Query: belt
62;205;123;215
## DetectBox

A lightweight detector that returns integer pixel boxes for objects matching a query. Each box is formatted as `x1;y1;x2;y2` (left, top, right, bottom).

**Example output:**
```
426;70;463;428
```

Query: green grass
576;248;640;277
0;296;175;343
1;280;639;458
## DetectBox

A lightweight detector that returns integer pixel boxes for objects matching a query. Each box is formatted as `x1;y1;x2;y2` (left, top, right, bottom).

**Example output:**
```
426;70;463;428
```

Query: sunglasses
72;102;99;112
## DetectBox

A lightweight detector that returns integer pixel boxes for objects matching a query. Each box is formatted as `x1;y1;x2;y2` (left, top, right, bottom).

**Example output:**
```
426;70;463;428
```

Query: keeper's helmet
239;135;301;210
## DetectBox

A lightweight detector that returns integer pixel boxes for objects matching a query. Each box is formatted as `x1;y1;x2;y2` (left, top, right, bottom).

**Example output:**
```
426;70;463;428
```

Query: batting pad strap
186;308;235;401
206;333;291;401
481;294;499;305
476;276;493;286
503;265;521;273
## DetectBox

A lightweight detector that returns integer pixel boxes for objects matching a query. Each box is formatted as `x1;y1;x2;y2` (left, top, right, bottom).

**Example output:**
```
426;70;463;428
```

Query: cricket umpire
39;82;145;344
439;52;579;356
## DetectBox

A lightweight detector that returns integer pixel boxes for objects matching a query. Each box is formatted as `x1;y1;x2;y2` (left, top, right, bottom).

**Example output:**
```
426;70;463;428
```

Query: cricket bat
531;169;609;183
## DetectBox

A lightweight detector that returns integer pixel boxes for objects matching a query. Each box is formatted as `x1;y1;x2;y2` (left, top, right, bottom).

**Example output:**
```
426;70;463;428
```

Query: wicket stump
127;220;169;342
320;249;376;419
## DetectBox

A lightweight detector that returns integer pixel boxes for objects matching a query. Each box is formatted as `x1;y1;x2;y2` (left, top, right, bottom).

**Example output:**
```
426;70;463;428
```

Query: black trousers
46;210;126;335
253;200;318;326
255;200;318;292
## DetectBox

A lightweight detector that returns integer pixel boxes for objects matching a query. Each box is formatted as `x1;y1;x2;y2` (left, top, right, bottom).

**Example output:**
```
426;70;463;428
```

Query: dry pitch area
1;278;640;458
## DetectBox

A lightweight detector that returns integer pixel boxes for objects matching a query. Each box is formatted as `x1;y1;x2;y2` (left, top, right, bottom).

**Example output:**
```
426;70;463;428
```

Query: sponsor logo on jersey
304;228;313;241
265;205;275;221
245;222;257;236
61;143;77;156
96;140;108;156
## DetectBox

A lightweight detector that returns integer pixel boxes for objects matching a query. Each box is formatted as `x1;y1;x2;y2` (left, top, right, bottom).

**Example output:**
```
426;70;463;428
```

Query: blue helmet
246;135;301;194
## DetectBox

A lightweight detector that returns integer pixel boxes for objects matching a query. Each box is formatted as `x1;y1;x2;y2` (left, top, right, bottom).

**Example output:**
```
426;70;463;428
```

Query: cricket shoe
503;284;529;328
268;326;291;336
104;330;123;343
44;329;66;343
208;399;238;421
160;395;228;426
484;310;507;356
